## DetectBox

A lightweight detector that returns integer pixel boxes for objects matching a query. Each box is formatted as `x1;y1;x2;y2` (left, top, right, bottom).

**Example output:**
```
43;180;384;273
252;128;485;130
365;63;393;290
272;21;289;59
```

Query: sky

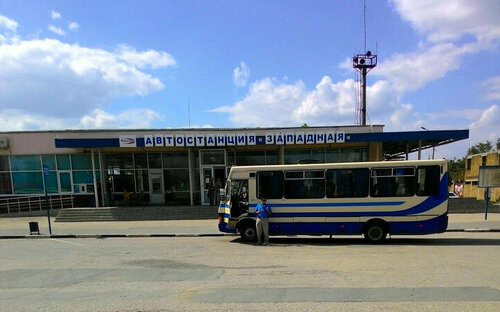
0;0;499;159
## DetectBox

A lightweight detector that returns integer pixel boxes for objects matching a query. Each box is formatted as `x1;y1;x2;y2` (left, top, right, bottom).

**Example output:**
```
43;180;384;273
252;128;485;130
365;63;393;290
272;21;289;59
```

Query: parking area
1;232;500;311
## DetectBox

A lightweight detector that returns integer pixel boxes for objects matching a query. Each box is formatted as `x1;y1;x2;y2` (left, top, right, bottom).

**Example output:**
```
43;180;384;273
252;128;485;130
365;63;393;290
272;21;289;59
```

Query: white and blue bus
218;159;448;243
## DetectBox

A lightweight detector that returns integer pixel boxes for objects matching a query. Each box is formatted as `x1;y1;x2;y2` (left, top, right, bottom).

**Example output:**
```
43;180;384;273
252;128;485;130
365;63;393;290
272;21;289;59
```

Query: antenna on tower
353;0;377;126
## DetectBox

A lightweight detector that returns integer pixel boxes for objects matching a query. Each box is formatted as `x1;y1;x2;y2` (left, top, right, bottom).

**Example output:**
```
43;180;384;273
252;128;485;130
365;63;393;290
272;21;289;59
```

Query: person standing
208;177;215;206
255;197;272;245
105;179;114;206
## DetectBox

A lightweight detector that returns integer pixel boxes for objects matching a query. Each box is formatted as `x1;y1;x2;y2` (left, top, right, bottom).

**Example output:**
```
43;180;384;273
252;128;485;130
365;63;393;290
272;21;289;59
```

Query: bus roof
227;159;446;176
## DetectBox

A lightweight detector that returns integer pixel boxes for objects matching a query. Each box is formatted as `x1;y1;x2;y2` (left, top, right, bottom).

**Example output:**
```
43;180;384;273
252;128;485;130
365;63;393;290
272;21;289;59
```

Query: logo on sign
119;135;137;147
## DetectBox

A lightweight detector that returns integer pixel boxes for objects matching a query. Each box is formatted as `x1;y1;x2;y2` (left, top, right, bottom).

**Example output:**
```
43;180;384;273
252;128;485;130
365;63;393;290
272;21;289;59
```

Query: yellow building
464;151;500;202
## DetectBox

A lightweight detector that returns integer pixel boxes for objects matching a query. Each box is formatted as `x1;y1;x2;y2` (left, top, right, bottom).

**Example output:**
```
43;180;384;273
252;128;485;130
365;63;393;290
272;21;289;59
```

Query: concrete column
91;150;99;208
188;147;194;206
418;140;422;160
280;145;285;164
98;150;105;206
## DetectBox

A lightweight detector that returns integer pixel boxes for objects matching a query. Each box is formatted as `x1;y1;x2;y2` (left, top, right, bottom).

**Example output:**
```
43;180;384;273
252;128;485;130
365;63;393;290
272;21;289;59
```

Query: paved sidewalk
0;213;499;239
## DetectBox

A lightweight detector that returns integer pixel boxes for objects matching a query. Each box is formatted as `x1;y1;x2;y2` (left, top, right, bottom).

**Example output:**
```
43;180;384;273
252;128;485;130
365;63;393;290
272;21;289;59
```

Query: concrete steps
55;206;218;222
55;208;116;222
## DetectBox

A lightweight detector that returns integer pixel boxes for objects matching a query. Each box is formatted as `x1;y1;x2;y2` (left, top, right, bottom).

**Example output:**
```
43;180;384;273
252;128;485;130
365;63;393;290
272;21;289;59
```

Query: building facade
464;151;500;202
0;126;468;211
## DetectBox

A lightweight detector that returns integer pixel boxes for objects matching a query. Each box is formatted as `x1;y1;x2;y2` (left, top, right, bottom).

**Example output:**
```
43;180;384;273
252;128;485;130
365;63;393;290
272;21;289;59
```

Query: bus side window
416;166;440;196
257;171;283;199
326;168;368;198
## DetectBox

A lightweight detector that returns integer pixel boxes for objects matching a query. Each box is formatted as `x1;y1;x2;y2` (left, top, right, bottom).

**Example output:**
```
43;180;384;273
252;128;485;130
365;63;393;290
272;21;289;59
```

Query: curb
0;233;238;240
1;230;499;240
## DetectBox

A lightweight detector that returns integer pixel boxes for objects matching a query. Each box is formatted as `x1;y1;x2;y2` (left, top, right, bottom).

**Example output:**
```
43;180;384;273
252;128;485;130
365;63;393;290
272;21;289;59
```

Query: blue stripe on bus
249;201;405;208
267;214;448;235
218;214;448;234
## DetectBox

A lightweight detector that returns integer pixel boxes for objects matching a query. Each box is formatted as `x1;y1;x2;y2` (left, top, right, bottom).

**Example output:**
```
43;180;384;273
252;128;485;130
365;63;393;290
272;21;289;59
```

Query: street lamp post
421;126;435;159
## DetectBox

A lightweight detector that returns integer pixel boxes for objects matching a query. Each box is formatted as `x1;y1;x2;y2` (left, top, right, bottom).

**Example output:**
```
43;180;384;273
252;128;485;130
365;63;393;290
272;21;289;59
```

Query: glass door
199;149;227;206
201;166;227;206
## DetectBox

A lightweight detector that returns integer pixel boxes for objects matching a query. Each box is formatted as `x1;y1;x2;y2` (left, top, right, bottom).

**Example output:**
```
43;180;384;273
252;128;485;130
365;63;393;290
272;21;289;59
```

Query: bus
217;159;448;243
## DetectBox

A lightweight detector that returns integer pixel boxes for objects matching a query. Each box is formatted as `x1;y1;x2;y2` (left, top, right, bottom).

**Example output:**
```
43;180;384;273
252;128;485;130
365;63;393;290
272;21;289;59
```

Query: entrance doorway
199;150;227;206
149;169;164;204
201;166;226;205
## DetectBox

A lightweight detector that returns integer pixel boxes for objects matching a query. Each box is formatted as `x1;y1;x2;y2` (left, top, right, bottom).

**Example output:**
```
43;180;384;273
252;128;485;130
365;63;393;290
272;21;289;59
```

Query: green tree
447;157;465;185
301;123;308;128
467;140;492;155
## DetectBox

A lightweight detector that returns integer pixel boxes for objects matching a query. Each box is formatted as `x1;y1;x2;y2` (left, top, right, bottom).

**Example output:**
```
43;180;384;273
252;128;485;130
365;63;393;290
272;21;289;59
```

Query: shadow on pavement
230;236;500;246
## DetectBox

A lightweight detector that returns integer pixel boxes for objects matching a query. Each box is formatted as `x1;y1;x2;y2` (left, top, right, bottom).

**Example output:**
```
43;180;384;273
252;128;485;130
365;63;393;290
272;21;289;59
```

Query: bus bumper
218;222;236;233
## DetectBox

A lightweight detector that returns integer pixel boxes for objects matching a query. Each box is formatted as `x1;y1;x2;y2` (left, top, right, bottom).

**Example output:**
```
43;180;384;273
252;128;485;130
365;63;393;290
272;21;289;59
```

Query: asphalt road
1;232;499;311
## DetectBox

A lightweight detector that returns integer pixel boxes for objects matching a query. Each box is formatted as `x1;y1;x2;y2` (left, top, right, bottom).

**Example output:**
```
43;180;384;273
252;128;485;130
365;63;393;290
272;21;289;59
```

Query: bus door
230;179;249;217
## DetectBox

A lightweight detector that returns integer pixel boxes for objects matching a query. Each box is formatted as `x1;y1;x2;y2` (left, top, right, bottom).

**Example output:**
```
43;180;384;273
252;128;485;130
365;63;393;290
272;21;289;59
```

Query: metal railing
0;195;74;215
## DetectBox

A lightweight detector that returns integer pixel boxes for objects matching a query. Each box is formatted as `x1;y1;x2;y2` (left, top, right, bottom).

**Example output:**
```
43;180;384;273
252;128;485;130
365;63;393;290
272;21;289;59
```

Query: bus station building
0;125;469;211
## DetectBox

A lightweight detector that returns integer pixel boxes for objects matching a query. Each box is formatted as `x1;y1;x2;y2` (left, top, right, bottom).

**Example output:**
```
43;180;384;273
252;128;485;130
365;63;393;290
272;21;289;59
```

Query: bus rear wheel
364;222;387;243
240;224;257;242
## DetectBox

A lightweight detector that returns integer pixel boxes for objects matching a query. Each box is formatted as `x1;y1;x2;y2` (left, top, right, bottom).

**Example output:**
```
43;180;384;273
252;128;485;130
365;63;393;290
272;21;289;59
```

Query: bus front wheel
240;224;257;242
363;222;387;243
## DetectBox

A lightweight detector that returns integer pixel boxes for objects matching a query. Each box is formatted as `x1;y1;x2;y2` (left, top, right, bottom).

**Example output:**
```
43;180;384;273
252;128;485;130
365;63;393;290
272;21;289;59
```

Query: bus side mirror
219;189;226;200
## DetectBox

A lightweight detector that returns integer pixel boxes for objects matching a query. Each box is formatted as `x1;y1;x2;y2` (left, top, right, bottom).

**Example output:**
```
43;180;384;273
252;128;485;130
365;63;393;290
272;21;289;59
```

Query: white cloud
213;78;306;126
214;75;407;127
80;108;162;129
0;108;163;131
233;61;250;87
0;109;74;131
117;45;176;69
0;38;174;121
0;15;18;32
391;0;500;43
482;76;500;101
68;22;79;31
51;11;62;20
375;42;480;93
469;105;500;141
48;25;65;36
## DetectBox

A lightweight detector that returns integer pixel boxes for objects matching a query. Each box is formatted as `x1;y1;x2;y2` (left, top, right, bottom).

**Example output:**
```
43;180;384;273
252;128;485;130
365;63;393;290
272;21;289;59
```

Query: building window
45;172;59;193
134;153;148;169
284;149;325;164
482;156;487;166
201;150;225;165
466;158;471;170
236;151;265;165
104;153;133;169
148;153;162;168
71;154;93;170
326;149;339;163
162;152;188;168
339;148;368;162
42;155;56;170
57;155;71;170
266;151;279;165
164;152;190;205
12;172;43;194
0;172;12;194
11;155;41;171
0;155;10;171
